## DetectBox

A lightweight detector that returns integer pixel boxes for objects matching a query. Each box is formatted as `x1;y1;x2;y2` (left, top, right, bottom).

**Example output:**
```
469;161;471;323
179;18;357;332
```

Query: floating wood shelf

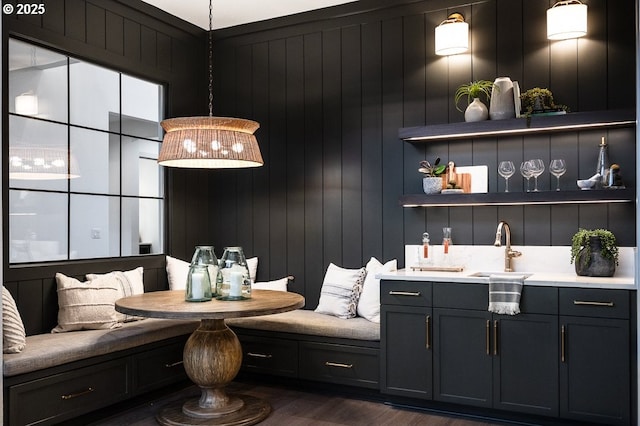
399;188;635;207
399;109;636;142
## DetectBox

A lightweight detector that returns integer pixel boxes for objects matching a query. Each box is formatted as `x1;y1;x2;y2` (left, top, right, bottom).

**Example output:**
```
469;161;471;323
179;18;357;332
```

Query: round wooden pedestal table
116;289;305;426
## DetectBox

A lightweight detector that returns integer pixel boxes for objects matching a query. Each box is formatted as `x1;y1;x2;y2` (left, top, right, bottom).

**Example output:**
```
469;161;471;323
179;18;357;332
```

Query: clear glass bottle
421;232;430;265
190;246;219;296
185;264;213;302
217;246;251;300
442;227;452;254
595;136;610;188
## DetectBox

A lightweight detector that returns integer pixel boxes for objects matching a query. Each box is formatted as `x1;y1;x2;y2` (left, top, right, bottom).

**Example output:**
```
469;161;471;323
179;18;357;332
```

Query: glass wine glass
549;159;567;191
528;159;545;192
520;161;532;192
498;161;516;193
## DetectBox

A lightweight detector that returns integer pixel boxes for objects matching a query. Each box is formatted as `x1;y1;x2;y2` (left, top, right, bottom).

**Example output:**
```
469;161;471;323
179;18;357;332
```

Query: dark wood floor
80;379;506;426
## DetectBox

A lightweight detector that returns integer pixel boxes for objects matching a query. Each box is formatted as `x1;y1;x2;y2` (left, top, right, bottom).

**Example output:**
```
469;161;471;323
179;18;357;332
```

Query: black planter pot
575;236;616;277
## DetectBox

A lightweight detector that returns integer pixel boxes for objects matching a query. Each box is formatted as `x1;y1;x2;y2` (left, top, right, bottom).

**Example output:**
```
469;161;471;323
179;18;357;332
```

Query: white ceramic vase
422;177;443;194
489;77;515;120
464;98;489;122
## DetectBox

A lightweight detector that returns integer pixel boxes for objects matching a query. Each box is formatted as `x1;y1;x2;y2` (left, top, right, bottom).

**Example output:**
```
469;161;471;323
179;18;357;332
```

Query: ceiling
140;0;358;30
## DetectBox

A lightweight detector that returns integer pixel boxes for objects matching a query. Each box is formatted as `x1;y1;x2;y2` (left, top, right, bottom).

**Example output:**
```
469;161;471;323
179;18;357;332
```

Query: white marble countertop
376;245;637;290
377;269;636;290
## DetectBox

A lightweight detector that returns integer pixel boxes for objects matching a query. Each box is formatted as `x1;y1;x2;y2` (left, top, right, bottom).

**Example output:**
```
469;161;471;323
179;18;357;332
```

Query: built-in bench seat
3;319;199;425
3;318;199;377
226;309;379;341
226;309;380;390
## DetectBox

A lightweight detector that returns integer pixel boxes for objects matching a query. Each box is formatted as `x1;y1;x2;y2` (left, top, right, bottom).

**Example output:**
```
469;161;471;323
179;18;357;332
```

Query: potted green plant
570;228;619;277
520;87;568;116
454;80;494;122
419;158;447;194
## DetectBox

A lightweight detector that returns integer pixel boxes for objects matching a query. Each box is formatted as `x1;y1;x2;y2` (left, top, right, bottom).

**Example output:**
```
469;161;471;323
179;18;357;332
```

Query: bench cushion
226;309;379;341
3;318;199;377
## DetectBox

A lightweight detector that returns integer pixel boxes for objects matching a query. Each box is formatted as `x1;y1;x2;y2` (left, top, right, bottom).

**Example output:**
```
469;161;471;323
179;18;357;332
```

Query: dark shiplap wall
3;0;207;334
209;0;637;308
2;0;637;330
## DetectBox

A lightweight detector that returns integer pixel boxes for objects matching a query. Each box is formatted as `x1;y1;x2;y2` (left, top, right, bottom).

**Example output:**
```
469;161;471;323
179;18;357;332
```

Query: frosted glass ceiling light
158;0;263;168
547;0;588;40
15;91;39;116
435;13;469;56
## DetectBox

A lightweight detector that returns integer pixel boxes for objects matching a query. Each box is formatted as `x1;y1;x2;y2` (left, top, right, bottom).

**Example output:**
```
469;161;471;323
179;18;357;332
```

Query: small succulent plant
419;158;447;177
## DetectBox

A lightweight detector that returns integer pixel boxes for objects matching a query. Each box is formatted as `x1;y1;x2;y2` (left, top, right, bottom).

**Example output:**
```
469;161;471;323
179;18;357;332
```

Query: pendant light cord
208;0;214;117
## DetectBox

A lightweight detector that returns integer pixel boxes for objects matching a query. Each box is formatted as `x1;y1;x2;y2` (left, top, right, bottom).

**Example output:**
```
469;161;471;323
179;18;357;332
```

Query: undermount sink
468;271;532;279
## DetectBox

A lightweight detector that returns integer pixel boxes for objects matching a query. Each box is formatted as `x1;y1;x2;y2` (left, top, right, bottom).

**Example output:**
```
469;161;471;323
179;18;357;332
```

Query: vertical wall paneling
285;36;306;293
341;25;364;268
65;0;87;43
251;42;271;279
521;1;549;92
361;22;384;261
86;3;106;49
403;14;427;245
123;19;141;63
232;44;256;257
303;32;325;306
577;0;606;112
106;11;124;56
322;29;343;267
494;0;522;79
42;0;65;34
381;17;405;265
268;39;288;277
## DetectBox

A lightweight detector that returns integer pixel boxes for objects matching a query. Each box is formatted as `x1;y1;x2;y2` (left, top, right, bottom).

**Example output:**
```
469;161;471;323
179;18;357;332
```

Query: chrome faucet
494;221;522;272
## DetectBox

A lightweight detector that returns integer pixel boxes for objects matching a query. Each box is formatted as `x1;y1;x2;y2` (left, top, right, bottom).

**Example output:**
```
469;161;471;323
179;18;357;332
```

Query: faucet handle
508;249;522;258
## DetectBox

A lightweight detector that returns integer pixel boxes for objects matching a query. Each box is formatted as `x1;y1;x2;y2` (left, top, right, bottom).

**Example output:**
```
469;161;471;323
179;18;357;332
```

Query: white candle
230;271;243;297
190;272;204;300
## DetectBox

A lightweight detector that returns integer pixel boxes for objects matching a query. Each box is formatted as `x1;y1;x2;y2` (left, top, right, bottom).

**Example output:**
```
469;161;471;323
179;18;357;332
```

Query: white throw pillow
86;267;145;322
166;256;190;290
252;277;289;292
315;263;367;319
247;257;258;283
2;286;26;353
52;273;123;333
357;257;397;323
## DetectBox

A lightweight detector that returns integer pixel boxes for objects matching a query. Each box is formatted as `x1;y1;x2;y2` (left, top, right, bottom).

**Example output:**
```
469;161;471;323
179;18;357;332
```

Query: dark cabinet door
433;308;492;407
380;305;432;399
560;316;630;426
493;314;559;417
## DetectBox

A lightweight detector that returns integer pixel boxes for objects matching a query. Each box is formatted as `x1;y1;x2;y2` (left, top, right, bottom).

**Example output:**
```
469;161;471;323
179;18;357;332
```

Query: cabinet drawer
238;334;298;377
9;358;128;426
299;342;379;389
433;283;558;314
433;282;487;310
133;339;188;393
381;280;432;307
560;288;630;319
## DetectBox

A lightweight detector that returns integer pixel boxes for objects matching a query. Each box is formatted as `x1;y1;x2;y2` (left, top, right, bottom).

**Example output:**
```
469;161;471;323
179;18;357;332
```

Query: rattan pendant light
158;0;263;168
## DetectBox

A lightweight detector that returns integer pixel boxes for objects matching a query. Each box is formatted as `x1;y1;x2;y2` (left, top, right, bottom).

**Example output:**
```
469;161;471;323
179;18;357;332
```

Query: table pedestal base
155;319;270;426
156;395;270;426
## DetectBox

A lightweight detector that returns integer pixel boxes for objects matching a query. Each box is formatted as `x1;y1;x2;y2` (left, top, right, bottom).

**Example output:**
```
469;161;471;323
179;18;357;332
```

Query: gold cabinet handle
573;300;615;307
486;320;491;355
388;291;421;297
325;361;353;369
426;315;431;349
493;320;498;356
561;325;566;363
165;360;184;368
61;387;95;400
247;352;273;359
